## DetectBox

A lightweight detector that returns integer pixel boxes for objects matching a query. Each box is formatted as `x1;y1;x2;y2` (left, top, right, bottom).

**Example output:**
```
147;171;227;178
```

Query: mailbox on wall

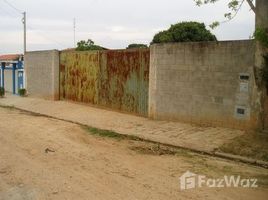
239;73;250;93
235;73;250;119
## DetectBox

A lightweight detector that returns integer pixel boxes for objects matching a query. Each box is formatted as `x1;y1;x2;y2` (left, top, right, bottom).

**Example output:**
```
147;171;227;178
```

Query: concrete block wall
25;50;59;100
149;40;259;130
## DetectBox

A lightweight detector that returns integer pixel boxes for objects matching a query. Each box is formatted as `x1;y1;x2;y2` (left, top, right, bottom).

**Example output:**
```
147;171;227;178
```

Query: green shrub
18;88;27;97
76;39;107;51
254;28;268;48
152;21;217;44
0;87;5;97
262;54;268;93
126;44;148;49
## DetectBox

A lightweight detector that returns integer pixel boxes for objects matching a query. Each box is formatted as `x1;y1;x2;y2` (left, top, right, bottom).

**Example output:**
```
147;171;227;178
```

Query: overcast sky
0;0;255;54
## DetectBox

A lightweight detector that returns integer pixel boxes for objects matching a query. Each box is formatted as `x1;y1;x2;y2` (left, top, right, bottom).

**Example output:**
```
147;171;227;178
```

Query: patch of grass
0;105;15;110
130;143;197;158
18;110;44;117
130;144;176;156
252;174;268;186
18;88;27;97
88;127;124;139
219;131;268;162
83;125;203;158
182;155;268;187
83;125;195;157
0;87;5;97
82;126;142;141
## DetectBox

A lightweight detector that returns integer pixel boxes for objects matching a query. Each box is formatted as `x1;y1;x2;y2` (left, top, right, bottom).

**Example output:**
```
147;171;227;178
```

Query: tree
193;0;256;29
126;44;148;49
76;39;107;51
151;21;217;44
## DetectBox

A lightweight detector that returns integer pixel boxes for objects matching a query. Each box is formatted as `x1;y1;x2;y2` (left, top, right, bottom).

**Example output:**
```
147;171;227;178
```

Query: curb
215;152;268;169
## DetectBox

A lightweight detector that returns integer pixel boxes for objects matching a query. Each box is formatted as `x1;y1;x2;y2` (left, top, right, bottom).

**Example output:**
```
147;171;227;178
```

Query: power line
0;1;25;53
27;25;68;49
1;0;69;50
0;2;20;18
2;0;22;14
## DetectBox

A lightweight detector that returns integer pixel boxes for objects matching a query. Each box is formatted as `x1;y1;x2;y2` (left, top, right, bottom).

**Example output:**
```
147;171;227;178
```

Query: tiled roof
0;54;23;61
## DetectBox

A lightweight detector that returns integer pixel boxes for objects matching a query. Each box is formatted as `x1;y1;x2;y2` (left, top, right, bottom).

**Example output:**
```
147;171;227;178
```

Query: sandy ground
0;107;267;200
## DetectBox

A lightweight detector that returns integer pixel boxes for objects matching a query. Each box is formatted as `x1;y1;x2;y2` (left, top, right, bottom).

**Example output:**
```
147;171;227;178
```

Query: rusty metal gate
60;49;149;116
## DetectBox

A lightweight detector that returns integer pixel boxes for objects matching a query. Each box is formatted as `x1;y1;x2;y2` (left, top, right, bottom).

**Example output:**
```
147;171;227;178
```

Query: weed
82;126;141;141
130;145;176;156
18;88;27;97
0;87;5;98
0;105;15;110
219;131;268;162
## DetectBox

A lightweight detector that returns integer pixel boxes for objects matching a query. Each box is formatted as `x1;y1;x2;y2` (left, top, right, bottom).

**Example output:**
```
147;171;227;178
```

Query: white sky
0;0;255;54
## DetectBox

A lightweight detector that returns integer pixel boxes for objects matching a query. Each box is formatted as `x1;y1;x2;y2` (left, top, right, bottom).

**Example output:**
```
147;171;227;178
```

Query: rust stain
60;51;99;104
59;49;150;116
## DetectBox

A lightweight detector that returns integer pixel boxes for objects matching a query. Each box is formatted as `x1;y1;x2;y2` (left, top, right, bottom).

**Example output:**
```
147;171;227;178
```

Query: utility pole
22;12;26;54
73;18;76;48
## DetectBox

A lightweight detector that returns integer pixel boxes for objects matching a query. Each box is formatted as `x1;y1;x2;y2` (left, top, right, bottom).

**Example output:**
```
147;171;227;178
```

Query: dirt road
0;107;267;200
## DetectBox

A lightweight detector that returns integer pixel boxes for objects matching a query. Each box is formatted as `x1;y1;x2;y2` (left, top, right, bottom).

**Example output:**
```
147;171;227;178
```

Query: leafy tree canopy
194;0;256;29
126;43;148;49
76;39;107;51
151;21;217;44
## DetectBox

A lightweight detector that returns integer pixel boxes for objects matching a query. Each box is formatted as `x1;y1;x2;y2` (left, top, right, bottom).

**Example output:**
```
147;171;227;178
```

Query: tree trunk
255;0;268;130
246;0;256;13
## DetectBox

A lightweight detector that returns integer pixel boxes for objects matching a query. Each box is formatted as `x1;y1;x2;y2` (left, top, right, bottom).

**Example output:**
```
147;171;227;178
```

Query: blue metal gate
18;71;24;90
0;61;24;94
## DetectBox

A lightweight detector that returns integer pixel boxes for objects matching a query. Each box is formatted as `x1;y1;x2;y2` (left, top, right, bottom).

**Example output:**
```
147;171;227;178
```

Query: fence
24;40;265;130
60;49;150;116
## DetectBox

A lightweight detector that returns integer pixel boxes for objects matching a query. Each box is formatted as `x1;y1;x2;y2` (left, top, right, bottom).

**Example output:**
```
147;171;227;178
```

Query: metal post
12;63;16;94
0;63;1;87
1;62;5;88
73;18;76;48
22;12;26;54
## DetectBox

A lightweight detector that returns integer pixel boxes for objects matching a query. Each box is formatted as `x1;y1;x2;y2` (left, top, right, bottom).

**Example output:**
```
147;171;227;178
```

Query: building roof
0;54;23;61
